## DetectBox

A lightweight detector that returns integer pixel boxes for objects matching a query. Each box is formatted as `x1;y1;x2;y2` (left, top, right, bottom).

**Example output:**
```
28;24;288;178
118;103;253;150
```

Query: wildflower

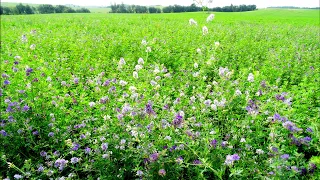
240;138;246;143
149;152;159;162
194;62;198;68
136;170;144;176
84;147;91;154
138;57;144;64
202;26;208;35
206;14;215;22
135;64;143;71
14;56;21;60
101;143;108;151
70;157;79;164
4;80;10;85
189;18;197;25
119;80;127;86
306;127;313;133
38;165;44;172
204;99;212;107
141;39;147;46
54;159;68;171
158;169;166;176
218;67;229;77
118;57;126;67
280;154;290;160
225;154;240;165
133;71;138;79
215;41;220;47
146;47;151;52
72;143;80;151
248;73;254;82
145;101;156;116
30;44;36;50
0;130;7;136
235;89;242;96
193;159;202;164
48;132;54;137
210;139;218;148
14;174;23;179
196;48;201;53
22;105;30;111
282;121;302;132
172;112;184;128
89;102;95;107
176;156;183;164
256;149;264;155
21;34;27;42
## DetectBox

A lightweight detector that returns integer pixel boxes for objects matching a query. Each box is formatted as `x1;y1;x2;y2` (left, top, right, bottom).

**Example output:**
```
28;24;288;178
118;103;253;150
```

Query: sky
2;0;319;8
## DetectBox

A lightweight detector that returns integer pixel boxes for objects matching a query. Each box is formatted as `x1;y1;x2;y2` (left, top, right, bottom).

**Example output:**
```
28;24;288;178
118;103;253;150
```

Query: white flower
153;67;160;74
248;73;254;82
240;138;246;143
194;62;198;68
138;58;144;64
235;89;242;96
141;39;147;46
150;80;157;86
211;104;217;111
256;149;264;155
155;76;161;81
146;47;151;52
118;57;126;67
119;80;127;86
196;48;201;53
129;86;137;92
14;56;21;60
133;71;138;79
206;14;215;22
46;76;52;82
135;64;143;71
30;44;36;50
189;18;197;25
214;41;220;47
89;102;95;107
21;35;27;42
219;67;230;77
193;72;199;77
202;26;208;35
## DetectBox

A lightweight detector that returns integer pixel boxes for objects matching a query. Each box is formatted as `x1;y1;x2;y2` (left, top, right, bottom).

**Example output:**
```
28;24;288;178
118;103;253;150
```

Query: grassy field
1;9;319;179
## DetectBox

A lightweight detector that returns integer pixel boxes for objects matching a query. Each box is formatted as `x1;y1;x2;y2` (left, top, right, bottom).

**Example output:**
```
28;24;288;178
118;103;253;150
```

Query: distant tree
148;7;157;13
55;5;68;13
38;4;55;14
0;6;3;15
25;5;34;14
76;8;90;13
16;3;26;14
2;6;13;15
64;7;76;13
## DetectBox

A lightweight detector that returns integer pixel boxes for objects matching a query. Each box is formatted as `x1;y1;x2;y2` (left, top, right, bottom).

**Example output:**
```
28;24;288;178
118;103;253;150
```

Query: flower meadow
1;9;319;179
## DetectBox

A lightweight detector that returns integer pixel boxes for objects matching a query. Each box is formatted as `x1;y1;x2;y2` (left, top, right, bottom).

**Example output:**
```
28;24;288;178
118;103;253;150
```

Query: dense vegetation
0;3;90;15
0;9;319;179
110;3;257;13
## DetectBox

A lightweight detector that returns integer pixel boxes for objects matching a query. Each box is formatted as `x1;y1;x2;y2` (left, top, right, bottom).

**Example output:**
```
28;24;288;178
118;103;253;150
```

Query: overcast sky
2;0;319;8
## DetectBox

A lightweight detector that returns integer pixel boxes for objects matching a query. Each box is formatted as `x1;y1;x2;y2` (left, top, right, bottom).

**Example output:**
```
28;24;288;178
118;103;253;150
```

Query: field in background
1;9;319;179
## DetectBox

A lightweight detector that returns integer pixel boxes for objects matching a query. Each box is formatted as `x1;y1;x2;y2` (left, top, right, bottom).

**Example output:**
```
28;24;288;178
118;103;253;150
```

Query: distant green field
1;9;319;179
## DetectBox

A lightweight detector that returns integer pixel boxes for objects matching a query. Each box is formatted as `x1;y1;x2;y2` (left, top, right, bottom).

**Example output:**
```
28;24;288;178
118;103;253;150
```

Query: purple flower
210;139;217;148
309;163;317;173
149;152;159;162
101;143;108;151
71;157;79;164
54;159;68;171
84;147;91;154
145;101;156;115
176;156;183;164
53;151;60;156
26;68;33;76
172;112;183;128
48;132;54;137
40;151;47;157
282;121;302;132
74;78;79;84
33;130;39;135
273;113;281;121
275;94;286;101
169;145;177;152
4;80;10;85
221;141;227;148
72;143;80;151
193;159;202;164
0;130;7;136
280;154;290;160
22;105;30;111
271;147;278;153
158;169;166;176
136;170;143;176
14;174;23;179
306;127;313;133
37;165;44;172
225;154;240;165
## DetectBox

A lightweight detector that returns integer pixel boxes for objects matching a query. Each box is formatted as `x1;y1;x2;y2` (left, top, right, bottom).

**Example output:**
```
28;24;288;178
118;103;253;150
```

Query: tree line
0;3;90;15
110;3;257;13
